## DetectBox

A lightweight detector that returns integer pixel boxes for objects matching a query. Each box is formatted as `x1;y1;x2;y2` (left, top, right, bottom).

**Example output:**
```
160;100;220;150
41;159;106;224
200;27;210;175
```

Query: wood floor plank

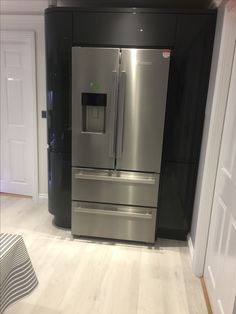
1;195;208;314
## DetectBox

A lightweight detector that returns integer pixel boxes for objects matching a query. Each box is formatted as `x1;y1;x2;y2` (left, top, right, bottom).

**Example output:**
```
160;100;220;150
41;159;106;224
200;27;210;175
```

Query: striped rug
0;233;38;313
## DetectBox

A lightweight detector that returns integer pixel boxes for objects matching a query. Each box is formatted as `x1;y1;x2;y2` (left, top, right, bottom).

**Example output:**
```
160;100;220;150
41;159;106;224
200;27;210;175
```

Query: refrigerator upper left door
72;47;119;169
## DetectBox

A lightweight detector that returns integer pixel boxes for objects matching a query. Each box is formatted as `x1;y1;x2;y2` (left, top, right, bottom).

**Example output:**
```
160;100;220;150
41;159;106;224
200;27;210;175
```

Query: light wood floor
0;194;208;314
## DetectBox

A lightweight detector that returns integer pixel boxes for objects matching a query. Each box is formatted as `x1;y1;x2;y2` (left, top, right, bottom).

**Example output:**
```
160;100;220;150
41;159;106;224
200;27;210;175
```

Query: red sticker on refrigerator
162;50;171;58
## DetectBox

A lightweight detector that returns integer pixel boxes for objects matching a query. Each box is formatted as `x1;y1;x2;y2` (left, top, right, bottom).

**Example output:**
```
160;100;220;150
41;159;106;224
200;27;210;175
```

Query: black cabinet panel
157;14;216;239
73;12;176;47
45;8;216;240
48;151;71;228
45;12;72;153
162;14;216;164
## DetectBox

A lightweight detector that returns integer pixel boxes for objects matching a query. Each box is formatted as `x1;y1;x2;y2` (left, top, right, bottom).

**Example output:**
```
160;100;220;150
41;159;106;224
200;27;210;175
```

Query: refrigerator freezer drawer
72;168;159;207
72;201;157;243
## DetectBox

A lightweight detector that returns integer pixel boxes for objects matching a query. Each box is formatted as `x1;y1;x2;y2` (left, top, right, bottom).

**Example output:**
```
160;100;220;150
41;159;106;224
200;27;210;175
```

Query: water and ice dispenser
81;93;107;133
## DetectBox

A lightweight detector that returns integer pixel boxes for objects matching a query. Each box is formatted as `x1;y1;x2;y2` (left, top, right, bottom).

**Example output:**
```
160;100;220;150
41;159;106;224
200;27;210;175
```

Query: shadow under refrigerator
72;47;170;243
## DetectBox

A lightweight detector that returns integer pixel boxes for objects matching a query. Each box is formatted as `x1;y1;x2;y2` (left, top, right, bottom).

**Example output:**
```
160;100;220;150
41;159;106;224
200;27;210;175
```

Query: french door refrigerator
71;47;170;243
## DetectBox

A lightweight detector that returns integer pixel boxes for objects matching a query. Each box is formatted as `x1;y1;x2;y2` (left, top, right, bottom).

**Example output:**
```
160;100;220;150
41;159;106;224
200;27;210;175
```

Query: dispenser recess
81;92;107;133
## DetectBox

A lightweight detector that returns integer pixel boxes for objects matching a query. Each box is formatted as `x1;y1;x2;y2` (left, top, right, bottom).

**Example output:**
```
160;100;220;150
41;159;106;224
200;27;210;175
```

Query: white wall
0;10;48;196
190;0;236;276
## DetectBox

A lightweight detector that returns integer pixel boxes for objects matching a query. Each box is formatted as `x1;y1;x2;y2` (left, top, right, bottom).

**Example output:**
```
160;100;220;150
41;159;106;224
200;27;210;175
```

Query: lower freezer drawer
72;201;157;243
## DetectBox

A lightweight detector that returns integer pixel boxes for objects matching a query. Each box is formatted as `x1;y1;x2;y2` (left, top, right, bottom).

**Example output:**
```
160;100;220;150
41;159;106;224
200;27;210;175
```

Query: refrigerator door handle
109;71;118;157
74;171;156;185
73;207;153;219
116;71;126;158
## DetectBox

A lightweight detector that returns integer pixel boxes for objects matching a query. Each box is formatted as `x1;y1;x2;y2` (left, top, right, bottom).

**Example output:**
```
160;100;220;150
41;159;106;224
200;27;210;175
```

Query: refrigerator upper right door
116;48;170;173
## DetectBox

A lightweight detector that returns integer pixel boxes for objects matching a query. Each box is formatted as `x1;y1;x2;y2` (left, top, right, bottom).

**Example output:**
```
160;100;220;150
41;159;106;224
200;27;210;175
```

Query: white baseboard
39;193;48;199
187;234;194;261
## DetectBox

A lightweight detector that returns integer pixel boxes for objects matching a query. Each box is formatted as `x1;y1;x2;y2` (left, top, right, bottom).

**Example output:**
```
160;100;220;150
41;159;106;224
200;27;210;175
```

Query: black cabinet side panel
48;151;71;228
157;14;216;239
73;12;176;47
45;12;72;153
163;14;216;164
45;12;72;228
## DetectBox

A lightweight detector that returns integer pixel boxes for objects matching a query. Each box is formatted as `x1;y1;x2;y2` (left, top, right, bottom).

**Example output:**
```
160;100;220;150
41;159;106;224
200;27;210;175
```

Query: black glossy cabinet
45;12;72;153
48;151;71;227
158;14;216;238
45;12;72;226
73;12;176;46
45;7;216;239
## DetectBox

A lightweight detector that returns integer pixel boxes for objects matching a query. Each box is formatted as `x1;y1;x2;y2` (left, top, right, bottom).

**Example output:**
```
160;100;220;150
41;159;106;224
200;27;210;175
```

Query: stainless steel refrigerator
71;47;170;243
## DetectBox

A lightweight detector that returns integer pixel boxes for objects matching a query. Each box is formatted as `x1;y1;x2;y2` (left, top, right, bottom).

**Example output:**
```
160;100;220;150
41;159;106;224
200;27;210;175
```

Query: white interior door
204;35;236;314
0;31;37;196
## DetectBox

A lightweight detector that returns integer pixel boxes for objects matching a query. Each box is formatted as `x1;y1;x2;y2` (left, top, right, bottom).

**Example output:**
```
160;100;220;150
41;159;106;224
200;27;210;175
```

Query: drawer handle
74;173;156;185
74;207;153;219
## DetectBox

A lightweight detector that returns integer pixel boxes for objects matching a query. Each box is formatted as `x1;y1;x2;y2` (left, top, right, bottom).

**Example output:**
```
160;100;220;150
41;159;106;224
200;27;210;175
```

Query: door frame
191;2;236;276
0;30;38;200
203;35;236;313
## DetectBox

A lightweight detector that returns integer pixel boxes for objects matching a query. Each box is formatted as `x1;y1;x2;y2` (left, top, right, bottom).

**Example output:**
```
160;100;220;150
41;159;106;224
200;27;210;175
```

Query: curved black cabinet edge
48;150;71;228
53;215;71;229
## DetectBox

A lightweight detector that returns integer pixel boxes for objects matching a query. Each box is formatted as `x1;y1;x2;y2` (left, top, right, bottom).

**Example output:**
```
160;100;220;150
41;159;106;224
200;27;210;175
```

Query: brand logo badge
162;49;171;59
